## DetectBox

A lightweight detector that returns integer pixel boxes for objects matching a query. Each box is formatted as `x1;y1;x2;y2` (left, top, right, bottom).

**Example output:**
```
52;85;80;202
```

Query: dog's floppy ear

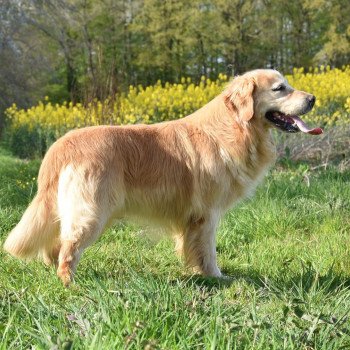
224;76;256;121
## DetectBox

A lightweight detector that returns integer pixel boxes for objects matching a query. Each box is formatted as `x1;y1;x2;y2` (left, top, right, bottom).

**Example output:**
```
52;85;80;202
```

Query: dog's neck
184;95;277;180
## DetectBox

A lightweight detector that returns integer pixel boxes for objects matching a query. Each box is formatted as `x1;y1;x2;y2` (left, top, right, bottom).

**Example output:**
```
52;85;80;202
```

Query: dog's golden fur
4;69;315;286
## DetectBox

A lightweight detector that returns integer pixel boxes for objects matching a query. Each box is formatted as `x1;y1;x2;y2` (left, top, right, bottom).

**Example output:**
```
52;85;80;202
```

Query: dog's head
224;69;322;135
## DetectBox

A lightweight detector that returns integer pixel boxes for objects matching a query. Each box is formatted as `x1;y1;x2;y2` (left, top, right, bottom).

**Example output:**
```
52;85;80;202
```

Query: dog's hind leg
57;217;107;286
42;237;61;266
182;211;222;277
56;166;113;286
56;193;111;286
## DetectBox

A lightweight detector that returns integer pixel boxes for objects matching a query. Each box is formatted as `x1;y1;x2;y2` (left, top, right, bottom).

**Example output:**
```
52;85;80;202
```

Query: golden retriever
3;69;322;286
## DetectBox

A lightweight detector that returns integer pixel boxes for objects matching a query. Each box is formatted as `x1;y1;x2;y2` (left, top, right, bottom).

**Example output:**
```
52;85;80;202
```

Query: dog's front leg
182;211;222;277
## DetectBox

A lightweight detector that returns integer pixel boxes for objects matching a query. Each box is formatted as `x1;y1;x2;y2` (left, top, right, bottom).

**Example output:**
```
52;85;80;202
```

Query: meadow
1;65;350;349
1;144;350;349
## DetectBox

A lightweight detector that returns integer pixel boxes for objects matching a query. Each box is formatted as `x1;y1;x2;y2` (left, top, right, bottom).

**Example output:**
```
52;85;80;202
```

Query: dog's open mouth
265;111;323;135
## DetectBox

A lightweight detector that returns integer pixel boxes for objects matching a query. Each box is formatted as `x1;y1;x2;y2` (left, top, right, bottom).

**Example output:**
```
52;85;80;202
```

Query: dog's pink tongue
292;116;323;135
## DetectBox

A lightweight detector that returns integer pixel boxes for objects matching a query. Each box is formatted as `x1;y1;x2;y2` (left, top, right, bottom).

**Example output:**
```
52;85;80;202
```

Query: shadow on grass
173;263;350;296
84;262;269;292
16;258;350;302
278;262;350;295
176;267;267;291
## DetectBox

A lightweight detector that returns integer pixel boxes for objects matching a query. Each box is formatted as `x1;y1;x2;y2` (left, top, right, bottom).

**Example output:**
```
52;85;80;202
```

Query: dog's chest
216;140;276;207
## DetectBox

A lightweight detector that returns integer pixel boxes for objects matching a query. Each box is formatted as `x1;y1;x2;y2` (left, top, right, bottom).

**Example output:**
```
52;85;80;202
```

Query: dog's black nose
308;95;316;108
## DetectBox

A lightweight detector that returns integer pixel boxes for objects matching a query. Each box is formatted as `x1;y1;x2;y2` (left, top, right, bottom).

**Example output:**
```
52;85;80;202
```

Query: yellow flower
5;66;350;136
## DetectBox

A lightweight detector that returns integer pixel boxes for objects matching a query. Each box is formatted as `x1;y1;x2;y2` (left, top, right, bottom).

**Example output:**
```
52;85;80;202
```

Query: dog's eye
272;84;286;92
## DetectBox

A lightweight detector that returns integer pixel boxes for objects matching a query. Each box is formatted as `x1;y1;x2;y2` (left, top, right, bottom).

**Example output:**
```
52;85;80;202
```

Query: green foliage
1;149;350;348
4;124;56;159
44;84;71;105
314;0;350;66
0;0;349;116
6;125;43;159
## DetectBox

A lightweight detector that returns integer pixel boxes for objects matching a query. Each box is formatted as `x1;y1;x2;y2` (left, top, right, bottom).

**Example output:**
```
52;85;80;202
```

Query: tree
314;0;350;66
0;0;348;122
0;0;58;132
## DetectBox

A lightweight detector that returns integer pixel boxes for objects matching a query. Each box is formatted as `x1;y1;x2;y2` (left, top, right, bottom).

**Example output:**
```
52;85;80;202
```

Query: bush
4;124;57;159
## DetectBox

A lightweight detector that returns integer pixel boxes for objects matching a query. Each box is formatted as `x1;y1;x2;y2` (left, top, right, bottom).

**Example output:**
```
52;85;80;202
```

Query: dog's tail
3;193;57;260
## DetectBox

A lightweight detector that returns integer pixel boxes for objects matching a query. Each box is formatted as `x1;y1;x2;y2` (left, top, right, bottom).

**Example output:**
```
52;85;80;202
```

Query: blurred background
0;0;349;159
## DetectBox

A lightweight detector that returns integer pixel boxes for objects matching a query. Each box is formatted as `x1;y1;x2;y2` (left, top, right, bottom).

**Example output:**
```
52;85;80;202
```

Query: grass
1;146;350;349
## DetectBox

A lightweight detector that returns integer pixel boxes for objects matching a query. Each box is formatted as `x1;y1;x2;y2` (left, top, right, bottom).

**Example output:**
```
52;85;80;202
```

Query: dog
3;69;322;286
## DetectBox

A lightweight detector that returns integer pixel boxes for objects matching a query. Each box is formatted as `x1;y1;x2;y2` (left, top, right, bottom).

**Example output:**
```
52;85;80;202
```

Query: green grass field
1;146;350;349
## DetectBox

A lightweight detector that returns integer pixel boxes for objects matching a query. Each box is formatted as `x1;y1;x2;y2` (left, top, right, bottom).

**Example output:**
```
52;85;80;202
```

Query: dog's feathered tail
3;193;57;260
